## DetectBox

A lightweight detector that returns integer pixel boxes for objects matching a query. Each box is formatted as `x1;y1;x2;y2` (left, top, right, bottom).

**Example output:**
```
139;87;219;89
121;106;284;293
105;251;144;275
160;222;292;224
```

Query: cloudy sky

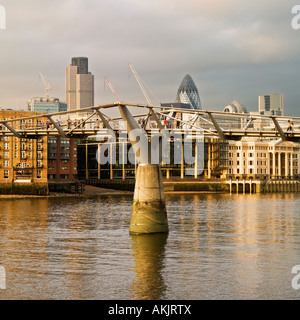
1;0;300;115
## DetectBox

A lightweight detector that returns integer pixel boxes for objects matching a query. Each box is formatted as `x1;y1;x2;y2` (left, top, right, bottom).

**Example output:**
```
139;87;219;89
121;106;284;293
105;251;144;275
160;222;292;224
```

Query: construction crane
104;76;120;102
129;64;152;105
39;72;51;99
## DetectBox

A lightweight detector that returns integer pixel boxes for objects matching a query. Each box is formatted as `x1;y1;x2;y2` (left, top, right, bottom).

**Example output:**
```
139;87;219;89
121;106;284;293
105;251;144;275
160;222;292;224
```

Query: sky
0;0;300;115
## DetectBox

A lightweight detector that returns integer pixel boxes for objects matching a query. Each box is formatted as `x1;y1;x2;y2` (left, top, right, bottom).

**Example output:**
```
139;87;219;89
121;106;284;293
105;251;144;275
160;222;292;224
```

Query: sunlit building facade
66;57;94;111
0;110;78;194
227;138;300;178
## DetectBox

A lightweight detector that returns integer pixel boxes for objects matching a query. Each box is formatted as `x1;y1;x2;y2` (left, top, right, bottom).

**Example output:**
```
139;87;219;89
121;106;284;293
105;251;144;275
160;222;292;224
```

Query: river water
0;192;300;300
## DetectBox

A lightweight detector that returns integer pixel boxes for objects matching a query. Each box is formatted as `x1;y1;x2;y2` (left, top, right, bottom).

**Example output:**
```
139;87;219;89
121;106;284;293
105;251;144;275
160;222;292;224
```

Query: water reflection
1;193;300;299
130;234;168;300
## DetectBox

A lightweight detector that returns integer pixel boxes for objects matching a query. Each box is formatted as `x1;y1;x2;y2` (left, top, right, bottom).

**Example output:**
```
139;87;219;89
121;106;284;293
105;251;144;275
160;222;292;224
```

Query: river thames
0;192;300;300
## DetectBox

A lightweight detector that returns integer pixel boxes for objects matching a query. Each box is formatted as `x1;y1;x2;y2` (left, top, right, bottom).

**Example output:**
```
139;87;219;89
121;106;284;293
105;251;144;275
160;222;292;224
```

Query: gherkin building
175;74;202;110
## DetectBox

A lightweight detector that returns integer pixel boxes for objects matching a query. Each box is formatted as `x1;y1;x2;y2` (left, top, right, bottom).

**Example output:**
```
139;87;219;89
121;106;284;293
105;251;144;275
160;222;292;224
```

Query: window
37;170;42;179
62;166;68;170
4;170;8;179
4;160;9;167
3;152;9;159
4;143;9;150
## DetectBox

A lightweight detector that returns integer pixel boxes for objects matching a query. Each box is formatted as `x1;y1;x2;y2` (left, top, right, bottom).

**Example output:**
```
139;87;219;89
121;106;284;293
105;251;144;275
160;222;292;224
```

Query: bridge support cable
155;110;217;136
243;117;253;131
187;114;199;129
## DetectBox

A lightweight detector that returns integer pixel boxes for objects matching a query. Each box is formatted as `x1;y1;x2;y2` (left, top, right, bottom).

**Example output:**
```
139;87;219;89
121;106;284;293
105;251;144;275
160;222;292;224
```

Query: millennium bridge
1;102;300;234
0;102;300;142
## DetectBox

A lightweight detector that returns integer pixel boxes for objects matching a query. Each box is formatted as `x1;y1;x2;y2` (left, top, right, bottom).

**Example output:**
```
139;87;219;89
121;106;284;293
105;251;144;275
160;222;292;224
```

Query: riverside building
77;137;228;181
27;97;67;113
0;110;78;194
227;138;300;178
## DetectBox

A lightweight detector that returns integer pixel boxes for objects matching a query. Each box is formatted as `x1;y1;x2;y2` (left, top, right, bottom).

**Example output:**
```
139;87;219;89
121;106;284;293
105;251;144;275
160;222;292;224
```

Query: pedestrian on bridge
287;120;294;132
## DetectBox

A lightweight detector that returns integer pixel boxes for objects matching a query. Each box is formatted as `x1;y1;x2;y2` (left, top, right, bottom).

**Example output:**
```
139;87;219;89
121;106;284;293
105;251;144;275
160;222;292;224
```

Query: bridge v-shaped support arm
94;109;113;131
118;104;150;164
1;122;22;138
271;117;287;141
117;104;169;234
47;116;66;137
206;111;225;141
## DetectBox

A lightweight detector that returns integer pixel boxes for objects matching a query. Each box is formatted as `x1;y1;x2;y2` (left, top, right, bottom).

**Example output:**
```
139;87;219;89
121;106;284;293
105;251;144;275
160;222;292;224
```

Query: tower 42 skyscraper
66;57;94;110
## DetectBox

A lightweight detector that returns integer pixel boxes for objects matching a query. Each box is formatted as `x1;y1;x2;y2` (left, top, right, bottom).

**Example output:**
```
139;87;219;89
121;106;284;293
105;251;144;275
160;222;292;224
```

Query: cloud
0;0;300;115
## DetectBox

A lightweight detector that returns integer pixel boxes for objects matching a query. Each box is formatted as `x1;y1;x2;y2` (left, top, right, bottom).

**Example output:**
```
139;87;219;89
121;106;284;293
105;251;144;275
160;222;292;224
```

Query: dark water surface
0;192;300;300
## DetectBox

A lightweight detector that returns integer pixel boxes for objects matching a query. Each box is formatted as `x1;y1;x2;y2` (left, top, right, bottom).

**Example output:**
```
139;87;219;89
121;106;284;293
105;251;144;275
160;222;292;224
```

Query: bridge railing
1;102;300;141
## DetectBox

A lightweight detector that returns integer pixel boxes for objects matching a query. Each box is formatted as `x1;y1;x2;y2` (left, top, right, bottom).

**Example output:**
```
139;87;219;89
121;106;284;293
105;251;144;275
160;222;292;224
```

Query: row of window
2;151;43;159
48;166;77;171
3;143;42;150
1;160;43;167
229;146;269;151
3;170;42;179
228;160;268;166
229;152;268;158
228;168;299;175
48;174;76;180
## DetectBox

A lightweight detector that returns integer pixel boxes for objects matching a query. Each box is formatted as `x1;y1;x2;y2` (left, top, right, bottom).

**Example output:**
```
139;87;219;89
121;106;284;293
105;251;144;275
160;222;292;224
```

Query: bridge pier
130;164;168;234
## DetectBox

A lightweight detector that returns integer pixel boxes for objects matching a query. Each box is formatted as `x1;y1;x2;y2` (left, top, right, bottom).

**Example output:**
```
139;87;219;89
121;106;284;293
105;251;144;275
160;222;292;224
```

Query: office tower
27;97;67;113
259;94;284;116
175;74;202;110
72;57;88;74
66;57;94;110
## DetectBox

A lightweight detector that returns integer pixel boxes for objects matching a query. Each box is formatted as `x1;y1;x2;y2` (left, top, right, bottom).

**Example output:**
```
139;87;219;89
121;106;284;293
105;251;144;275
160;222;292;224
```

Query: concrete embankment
86;179;229;194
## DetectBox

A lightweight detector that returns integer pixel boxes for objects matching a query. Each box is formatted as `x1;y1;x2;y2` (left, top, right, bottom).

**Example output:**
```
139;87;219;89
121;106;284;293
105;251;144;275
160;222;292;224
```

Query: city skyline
0;0;300;116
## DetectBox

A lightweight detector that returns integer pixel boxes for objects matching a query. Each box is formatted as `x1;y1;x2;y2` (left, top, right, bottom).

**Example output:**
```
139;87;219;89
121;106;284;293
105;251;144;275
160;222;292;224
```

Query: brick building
0;110;78;194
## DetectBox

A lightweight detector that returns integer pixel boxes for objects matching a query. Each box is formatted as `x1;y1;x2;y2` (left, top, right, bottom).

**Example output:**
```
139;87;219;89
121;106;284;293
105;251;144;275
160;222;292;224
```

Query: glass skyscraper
175;74;202;110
